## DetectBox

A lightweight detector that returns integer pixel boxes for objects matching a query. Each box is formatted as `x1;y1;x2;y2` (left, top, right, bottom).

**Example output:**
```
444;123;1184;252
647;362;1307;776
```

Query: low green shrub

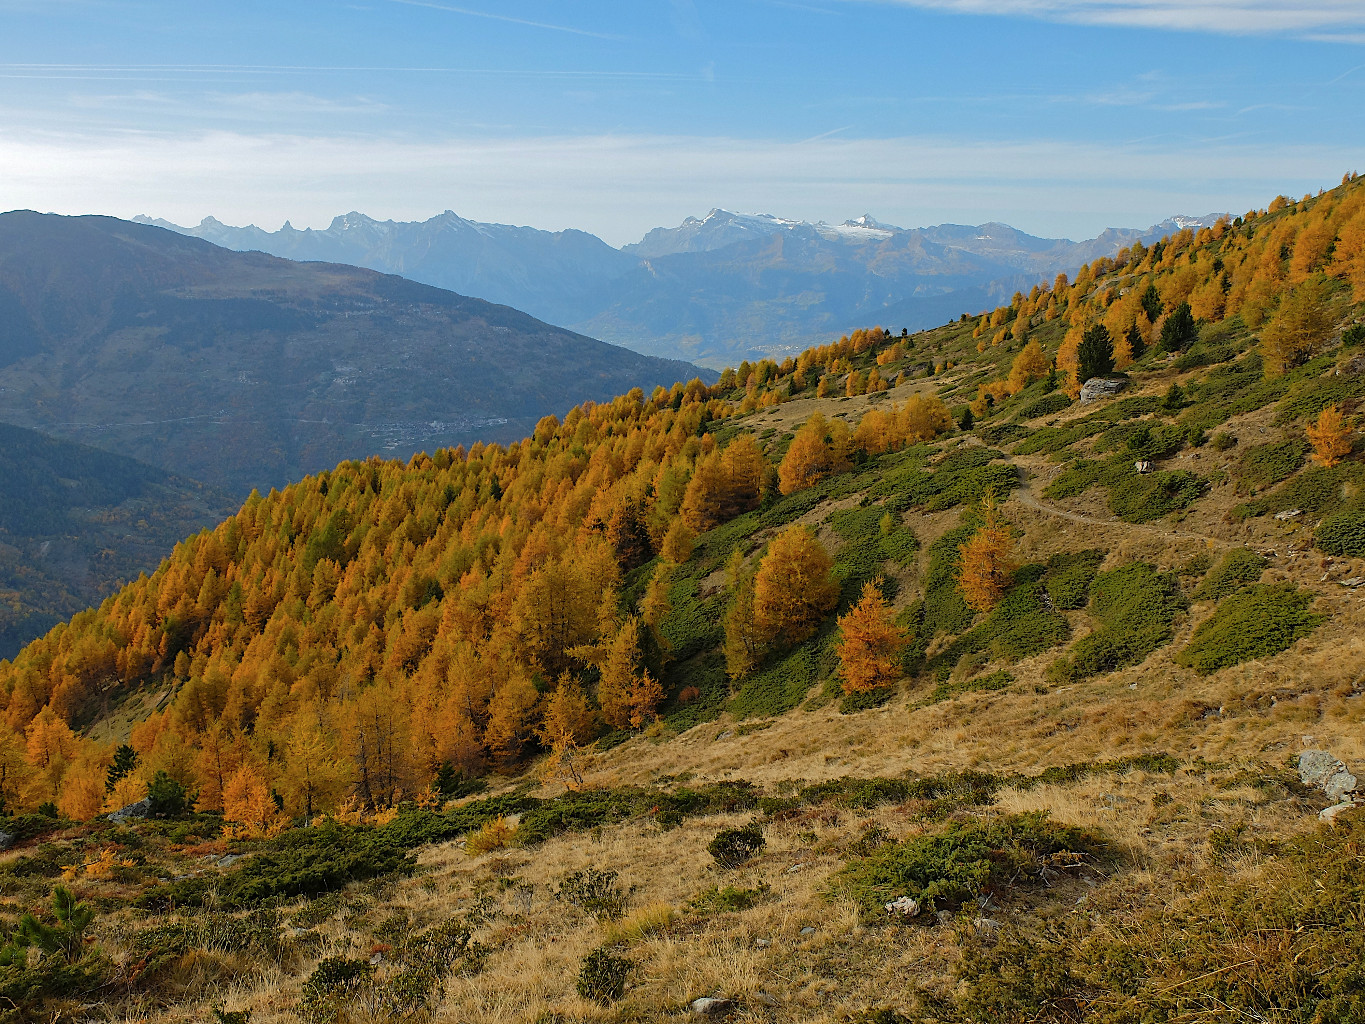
1043;456;1128;501
979;422;1030;446
872;448;1018;513
836;812;1105;915
576;947;633;1004
1192;548;1268;601
1107;470;1207;523
919;520;977;638
555;868;630;920
1174;342;1236;370
299;956;374;1023
1043;549;1107;610
1274;372;1365;425
838;684;897;715
688;883;771;915
929;670;1012;704
707;822;766;868
0;814;62;845
1238;463;1365;519
1018;392;1071;420
1237;439;1307;489
1316;509;1365;557
1176;584;1325;674
140;823;415;910
925;551;1103;680
728;639;831;720
1050;563;1186;681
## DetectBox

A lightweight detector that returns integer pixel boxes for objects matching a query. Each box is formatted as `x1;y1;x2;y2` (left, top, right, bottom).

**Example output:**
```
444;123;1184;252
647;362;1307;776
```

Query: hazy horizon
1;1;1363;246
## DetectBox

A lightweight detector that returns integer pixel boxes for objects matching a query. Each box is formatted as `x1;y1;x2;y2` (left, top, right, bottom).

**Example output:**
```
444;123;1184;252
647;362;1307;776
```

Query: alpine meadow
2;169;1365;1023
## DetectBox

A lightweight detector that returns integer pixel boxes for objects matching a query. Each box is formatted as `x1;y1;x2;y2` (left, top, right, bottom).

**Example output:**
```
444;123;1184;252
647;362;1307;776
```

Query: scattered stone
1079;377;1128;404
107;798;152;824
786;862;805;873
755;937;770;948
1320;802;1358;825
218;854;243;869
1274;509;1302;520
884;896;921;918
1299;750;1361;805
800;926;816;936
0;830;12;852
972;917;1002;933
1134;460;1152;474
691;997;735;1016
715;731;734;741
936;910;955;926
1339;577;1365;588
369;952;385;965
753;991;780;1007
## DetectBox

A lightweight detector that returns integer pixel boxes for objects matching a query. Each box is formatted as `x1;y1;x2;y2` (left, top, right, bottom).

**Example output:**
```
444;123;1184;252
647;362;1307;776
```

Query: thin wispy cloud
857;1;1365;38
0;63;685;79
386;0;624;40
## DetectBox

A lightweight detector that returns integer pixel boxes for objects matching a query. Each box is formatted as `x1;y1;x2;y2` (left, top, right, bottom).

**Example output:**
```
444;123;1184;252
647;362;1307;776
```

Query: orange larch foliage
836;580;906;694
779;412;851;494
752;525;840;648
1306;404;1354;468
222;763;287;840
956;495;1016;614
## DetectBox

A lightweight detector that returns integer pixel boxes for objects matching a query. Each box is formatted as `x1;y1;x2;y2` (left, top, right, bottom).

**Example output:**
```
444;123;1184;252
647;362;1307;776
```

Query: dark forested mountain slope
0;422;234;658
0;212;706;494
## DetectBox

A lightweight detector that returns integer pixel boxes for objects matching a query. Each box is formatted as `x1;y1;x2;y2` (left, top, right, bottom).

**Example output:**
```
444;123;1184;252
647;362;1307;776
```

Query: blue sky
2;0;1364;244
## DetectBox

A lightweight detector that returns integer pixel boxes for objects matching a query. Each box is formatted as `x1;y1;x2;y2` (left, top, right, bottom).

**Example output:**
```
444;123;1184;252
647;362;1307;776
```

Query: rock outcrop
1299;750;1363;822
1079;377;1129;404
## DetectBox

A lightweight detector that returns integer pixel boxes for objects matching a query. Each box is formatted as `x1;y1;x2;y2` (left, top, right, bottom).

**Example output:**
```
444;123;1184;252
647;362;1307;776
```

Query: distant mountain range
139;208;1225;366
0;421;234;658
0;212;708;495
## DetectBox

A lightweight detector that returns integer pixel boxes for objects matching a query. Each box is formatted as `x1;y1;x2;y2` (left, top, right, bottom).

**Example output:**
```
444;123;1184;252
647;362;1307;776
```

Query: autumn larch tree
836;580;906;694
1006;339;1050;394
222;763;286;839
723;551;763;679
779;412;851;495
752;526;840;648
956;494;1016;613
593;617;664;731
1306;404;1354;467
680;436;766;531
660;517;695;563
536;672;596;748
1261;279;1334;376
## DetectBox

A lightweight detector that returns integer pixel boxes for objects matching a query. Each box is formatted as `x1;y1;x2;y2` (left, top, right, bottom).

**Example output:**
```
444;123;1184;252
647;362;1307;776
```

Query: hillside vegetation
2;176;1365;1024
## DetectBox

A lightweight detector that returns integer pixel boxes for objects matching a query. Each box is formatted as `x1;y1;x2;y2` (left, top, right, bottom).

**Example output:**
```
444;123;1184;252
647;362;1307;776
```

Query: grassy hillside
0;422;235;660
2;177;1364;1023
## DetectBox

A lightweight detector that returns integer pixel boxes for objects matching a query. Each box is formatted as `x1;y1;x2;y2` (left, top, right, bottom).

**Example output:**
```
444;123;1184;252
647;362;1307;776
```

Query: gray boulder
691;997;736;1016
1299;750;1359;805
1079;377;1129;404
0;829;12;852
107;797;152;824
